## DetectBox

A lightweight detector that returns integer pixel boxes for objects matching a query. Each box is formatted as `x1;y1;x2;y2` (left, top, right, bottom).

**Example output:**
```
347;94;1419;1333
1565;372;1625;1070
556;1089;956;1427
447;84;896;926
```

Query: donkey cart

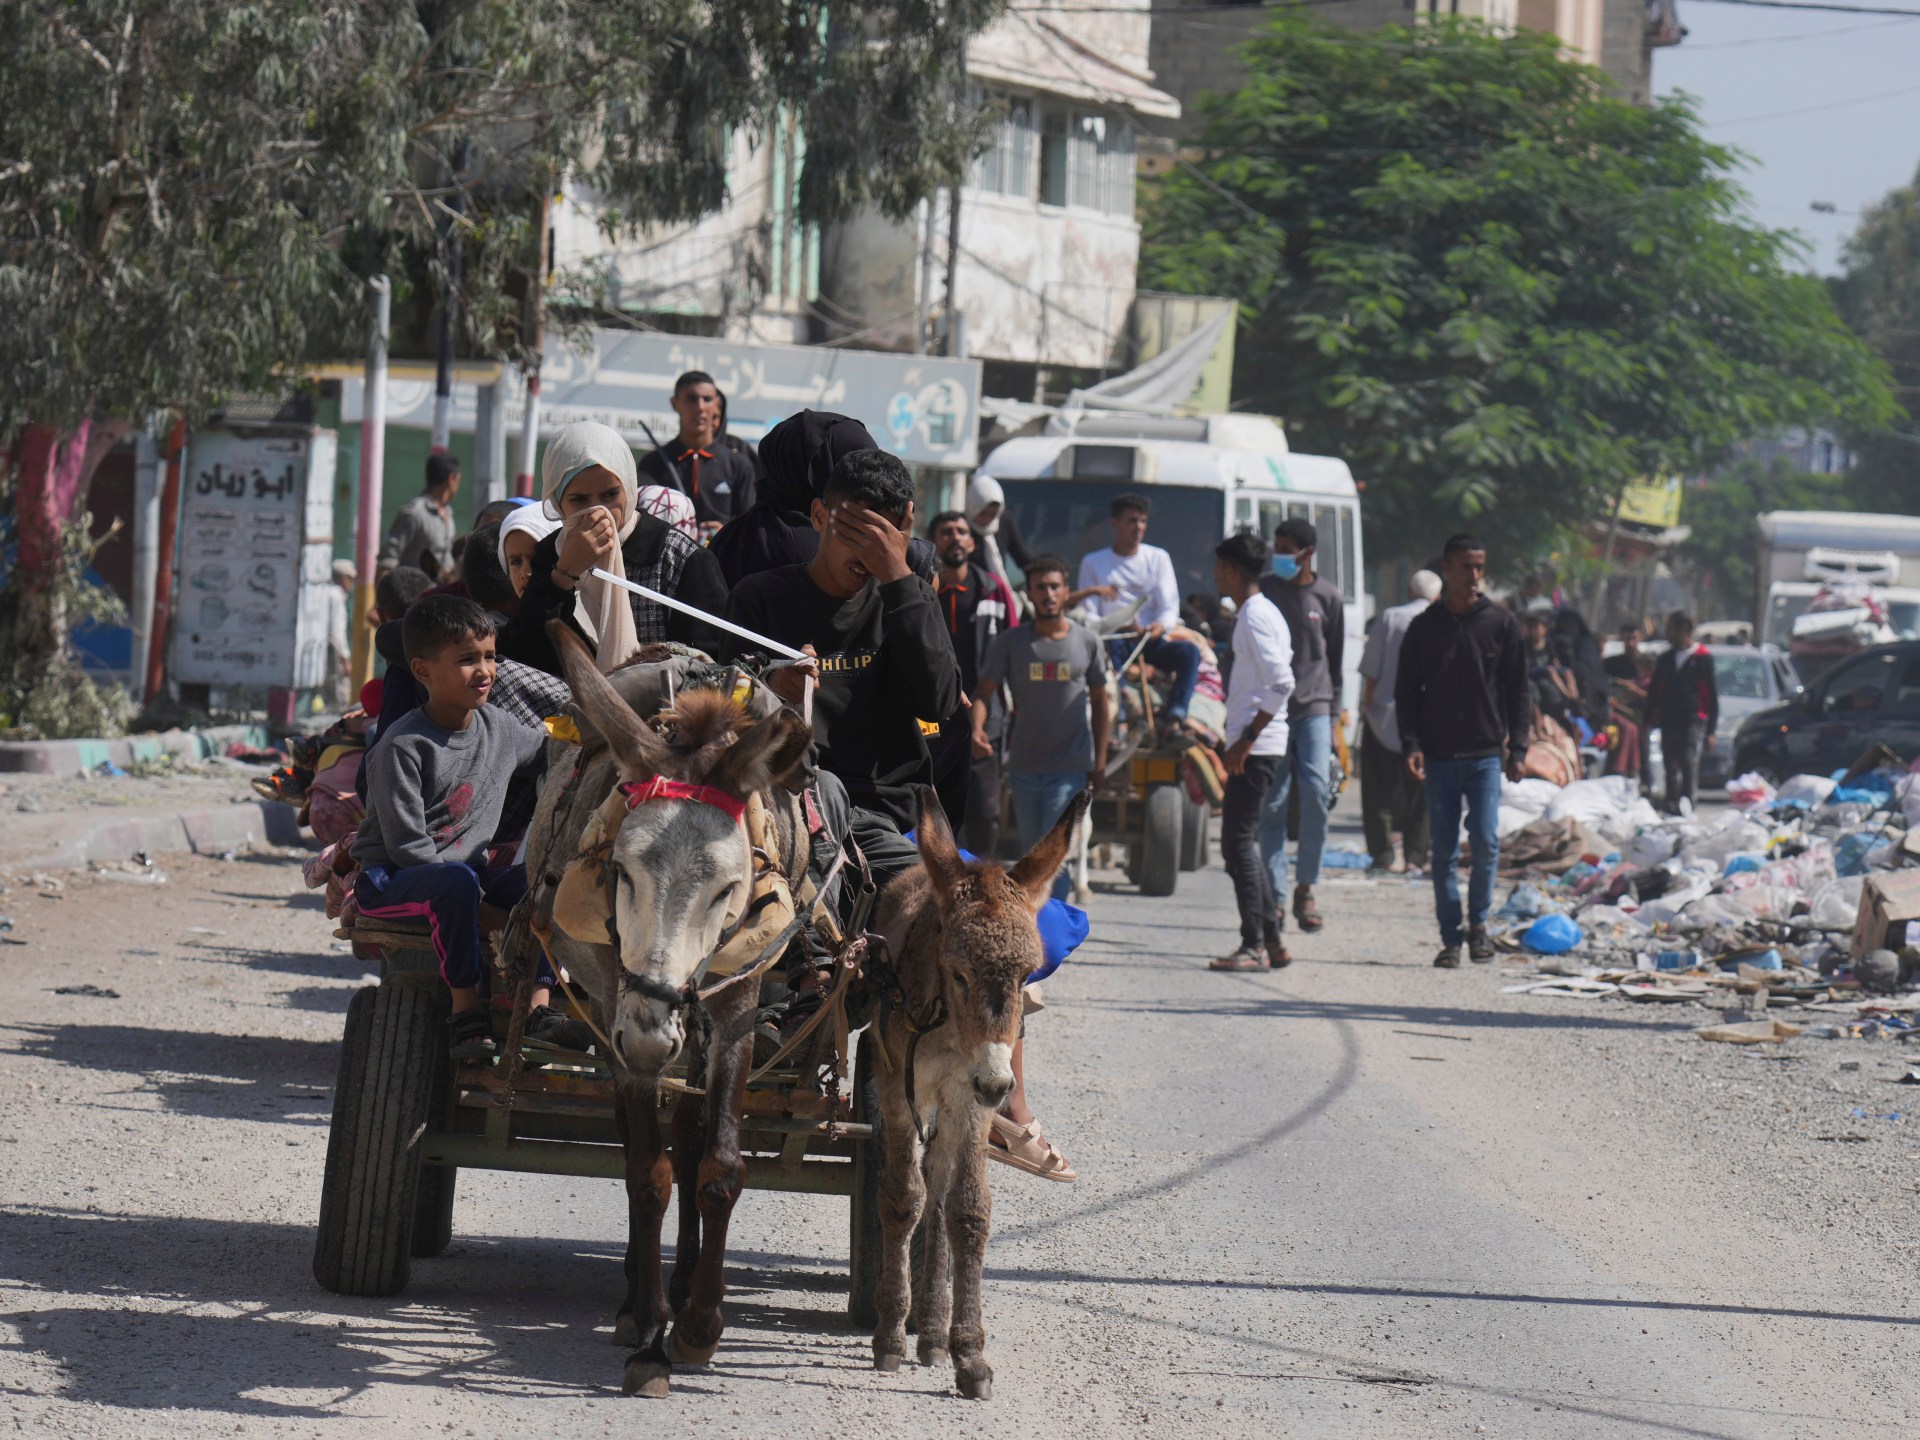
310;914;892;1326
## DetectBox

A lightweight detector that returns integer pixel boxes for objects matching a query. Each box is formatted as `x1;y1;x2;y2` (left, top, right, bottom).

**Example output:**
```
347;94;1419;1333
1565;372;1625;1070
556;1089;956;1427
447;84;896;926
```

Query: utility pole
429;142;472;455
941;37;969;358
351;276;391;690
515;187;551;497
142;413;187;704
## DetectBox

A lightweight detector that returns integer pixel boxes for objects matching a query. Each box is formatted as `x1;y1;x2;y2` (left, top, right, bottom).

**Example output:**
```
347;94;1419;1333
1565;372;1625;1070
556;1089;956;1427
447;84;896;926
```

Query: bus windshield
997;481;1224;602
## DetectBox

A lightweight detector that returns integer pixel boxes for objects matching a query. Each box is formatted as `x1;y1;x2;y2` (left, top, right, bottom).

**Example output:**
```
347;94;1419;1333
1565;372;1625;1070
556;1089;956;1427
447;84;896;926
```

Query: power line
1687;0;1920;16
1711;79;1920;126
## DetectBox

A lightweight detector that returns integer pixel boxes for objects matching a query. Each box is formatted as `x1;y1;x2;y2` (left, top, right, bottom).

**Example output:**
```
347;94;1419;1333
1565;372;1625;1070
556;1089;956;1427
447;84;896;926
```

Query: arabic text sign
1617;475;1682;530
172;429;336;689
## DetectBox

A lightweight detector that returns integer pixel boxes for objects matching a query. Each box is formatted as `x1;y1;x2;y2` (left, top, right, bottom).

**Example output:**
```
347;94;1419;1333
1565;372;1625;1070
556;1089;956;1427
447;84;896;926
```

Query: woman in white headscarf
499;421;730;676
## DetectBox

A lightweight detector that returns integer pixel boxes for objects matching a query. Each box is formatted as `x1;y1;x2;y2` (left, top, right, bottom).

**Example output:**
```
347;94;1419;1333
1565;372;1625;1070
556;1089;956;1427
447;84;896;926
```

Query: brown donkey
868;785;1089;1399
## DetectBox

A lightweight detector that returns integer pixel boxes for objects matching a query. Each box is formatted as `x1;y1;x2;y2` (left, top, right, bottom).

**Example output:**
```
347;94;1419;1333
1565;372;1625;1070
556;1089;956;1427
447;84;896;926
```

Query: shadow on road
1070;993;1692;1035
4;1023;339;1124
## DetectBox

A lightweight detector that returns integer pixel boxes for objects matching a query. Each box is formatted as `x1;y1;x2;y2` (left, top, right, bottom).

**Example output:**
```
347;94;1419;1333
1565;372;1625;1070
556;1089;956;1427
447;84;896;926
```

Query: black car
1733;639;1920;782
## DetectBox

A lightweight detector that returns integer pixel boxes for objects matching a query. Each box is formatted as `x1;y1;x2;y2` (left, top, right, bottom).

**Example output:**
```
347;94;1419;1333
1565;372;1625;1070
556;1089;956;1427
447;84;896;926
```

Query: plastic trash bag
1498;882;1549;920
1624;830;1680;866
1522;913;1585;954
1727;772;1777;811
1776;774;1838;808
1836;831;1880;877
1806;875;1864;931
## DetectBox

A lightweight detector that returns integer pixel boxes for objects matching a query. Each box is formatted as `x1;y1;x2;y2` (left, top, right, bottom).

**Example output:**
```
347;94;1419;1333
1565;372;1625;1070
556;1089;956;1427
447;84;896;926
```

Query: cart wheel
1179;797;1210;872
848;1031;883;1329
313;982;446;1296
1136;786;1184;897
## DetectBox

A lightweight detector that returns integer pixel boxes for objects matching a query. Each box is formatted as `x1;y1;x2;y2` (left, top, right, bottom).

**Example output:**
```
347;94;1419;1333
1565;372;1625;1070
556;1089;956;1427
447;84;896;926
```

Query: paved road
1;826;1914;1437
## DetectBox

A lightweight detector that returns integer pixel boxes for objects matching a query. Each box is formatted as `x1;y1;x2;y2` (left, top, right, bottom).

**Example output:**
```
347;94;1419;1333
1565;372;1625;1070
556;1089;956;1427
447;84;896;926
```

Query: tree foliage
1140;14;1895;562
1833;165;1920;510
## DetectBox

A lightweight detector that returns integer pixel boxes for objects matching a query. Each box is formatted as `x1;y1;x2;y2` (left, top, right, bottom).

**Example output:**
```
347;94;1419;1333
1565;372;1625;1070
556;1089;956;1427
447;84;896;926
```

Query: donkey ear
913;785;967;910
548;620;669;778
705;708;812;800
1007;787;1090;910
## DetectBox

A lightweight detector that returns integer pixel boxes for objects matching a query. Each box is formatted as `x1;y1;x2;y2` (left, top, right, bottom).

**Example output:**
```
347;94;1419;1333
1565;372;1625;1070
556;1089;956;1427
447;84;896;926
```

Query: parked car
1732;639;1920;783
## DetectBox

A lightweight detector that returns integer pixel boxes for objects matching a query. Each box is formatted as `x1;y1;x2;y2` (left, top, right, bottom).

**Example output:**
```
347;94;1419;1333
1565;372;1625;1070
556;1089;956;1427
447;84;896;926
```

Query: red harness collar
619;774;747;823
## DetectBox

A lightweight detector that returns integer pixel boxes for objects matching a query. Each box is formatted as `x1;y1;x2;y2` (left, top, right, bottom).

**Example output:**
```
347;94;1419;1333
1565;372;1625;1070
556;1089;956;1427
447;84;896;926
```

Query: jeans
1107;635;1202;723
1660;723;1703;813
1360;727;1428;869
1008;770;1084;901
1222;755;1283;951
355;861;539;992
1423;755;1503;947
1259;713;1331;899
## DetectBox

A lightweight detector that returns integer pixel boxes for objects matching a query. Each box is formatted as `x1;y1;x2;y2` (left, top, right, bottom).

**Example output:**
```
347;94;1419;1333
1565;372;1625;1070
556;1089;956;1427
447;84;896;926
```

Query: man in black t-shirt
724;448;960;877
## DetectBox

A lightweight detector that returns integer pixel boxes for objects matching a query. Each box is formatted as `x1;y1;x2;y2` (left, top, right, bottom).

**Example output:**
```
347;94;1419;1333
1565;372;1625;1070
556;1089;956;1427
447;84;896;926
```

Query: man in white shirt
1209;531;1296;972
1358;568;1441;871
1076;492;1203;739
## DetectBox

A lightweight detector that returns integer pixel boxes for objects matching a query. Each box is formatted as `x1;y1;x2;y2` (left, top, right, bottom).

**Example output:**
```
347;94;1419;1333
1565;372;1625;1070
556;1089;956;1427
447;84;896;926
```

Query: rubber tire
1136;785;1184;897
848;1031;883;1329
1179;797;1210;872
313;982;446;1296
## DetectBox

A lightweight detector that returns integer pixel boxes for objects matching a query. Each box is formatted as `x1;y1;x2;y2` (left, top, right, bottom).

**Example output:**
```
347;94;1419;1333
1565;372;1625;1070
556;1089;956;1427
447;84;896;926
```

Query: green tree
0;0;994;731
1673;459;1855;622
1140;13;1894;566
1832;165;1920;509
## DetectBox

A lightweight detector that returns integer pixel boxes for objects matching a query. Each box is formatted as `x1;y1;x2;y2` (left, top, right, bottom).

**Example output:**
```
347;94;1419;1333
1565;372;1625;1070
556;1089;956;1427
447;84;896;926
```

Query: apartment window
971;93;1034;199
1038;105;1135;217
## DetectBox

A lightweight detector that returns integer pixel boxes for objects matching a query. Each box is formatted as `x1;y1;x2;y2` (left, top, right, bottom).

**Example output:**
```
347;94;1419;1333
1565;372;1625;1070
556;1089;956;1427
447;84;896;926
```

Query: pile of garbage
1488;748;1920;1038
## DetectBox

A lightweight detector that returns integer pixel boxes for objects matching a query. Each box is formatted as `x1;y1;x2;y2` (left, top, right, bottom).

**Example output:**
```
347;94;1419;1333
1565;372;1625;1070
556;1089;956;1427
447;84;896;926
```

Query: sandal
448;1007;497;1062
1209;949;1265;971
988;1114;1077;1183
1293;885;1324;933
1265;940;1292;969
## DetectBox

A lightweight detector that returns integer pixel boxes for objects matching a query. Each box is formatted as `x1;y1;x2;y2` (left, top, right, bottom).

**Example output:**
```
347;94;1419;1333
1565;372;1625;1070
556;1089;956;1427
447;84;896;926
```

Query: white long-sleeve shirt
1226;591;1295;757
1076;544;1181;631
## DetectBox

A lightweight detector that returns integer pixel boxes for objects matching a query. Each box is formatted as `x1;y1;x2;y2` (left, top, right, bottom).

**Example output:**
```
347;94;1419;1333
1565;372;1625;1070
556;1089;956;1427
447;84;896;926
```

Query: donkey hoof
917;1345;950;1369
667;1329;718;1367
612;1313;640;1348
622;1358;671;1398
956;1362;994;1401
873;1351;904;1373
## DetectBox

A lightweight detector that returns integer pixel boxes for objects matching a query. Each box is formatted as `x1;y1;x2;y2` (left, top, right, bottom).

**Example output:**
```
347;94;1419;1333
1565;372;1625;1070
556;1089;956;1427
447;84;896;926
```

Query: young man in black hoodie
1395;534;1532;968
1643;610;1719;816
723;448;962;879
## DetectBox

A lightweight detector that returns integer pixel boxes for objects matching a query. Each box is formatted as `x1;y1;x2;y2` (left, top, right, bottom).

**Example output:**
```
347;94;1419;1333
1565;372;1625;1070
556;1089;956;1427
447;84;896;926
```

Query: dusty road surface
2;824;1916;1438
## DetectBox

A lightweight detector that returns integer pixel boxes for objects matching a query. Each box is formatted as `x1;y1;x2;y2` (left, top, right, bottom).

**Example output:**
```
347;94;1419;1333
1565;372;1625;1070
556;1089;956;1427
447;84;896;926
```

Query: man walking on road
931;510;1018;856
1075;494;1202;741
1395;535;1530;969
1359;569;1440;873
1210;531;1296;971
1257;517;1345;938
973;555;1109;900
1643;610;1719;816
378;453;460;581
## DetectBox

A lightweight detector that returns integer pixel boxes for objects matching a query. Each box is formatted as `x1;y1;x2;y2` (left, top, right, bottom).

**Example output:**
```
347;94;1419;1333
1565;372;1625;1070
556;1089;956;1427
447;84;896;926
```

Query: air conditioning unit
1061;443;1157;482
1803;546;1901;585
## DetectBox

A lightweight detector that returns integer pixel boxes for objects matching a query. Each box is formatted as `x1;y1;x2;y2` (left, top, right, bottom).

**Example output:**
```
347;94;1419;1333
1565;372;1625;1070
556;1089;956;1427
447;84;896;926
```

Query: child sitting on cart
350;595;586;1060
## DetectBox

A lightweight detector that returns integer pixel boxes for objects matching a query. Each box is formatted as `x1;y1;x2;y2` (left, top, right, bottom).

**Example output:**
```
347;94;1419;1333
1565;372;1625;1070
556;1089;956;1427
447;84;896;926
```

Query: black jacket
638;441;757;527
1643;645;1719;736
723;567;961;832
1395;597;1532;762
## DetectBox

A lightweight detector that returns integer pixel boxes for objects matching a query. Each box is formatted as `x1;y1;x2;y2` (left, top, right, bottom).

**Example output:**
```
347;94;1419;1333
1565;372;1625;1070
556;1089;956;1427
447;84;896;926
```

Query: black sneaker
1432;945;1462;969
449;1007;497;1062
1468;928;1496;963
524;1003;596;1053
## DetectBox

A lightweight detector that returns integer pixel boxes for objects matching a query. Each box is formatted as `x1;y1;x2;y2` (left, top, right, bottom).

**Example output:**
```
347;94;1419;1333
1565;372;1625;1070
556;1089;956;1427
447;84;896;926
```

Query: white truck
1755;511;1920;680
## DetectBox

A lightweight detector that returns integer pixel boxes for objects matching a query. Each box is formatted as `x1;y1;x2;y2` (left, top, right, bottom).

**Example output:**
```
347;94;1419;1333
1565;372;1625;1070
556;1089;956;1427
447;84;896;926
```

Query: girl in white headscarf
541;421;642;671
496;505;561;599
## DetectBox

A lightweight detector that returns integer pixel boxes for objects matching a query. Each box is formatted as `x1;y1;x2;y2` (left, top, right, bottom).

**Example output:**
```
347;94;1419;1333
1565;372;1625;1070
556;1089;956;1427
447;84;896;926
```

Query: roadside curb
0;799;303;874
0;724;272;776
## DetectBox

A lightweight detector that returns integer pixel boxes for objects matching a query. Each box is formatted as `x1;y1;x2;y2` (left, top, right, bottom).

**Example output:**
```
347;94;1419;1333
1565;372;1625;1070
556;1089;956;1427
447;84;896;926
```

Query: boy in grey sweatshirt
352;596;575;1060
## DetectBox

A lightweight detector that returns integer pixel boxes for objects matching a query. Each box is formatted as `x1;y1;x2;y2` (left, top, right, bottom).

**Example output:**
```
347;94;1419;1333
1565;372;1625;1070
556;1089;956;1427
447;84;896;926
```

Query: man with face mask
1256;517;1347;942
